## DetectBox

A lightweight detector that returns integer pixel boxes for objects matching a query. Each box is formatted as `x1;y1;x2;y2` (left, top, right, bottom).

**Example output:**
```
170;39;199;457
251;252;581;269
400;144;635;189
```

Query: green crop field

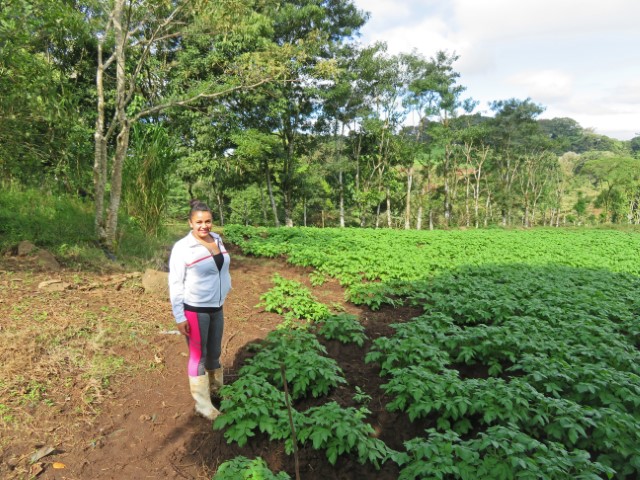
218;226;640;479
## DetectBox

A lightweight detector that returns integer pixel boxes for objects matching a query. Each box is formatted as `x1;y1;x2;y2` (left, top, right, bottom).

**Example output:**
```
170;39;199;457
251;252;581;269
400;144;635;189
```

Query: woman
168;200;231;420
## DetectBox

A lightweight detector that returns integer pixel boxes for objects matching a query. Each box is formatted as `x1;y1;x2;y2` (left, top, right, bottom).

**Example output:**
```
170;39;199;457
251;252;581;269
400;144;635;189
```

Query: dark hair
189;199;212;219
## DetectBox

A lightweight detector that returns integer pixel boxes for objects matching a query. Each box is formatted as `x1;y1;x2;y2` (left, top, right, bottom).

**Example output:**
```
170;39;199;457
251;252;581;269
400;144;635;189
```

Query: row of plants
213;289;386;477
218;226;640;478
366;265;640;478
224;225;640;309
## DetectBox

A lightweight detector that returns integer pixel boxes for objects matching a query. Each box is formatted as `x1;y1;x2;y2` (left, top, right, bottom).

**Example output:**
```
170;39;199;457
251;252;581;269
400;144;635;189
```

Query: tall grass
0;186;94;249
0;186;180;270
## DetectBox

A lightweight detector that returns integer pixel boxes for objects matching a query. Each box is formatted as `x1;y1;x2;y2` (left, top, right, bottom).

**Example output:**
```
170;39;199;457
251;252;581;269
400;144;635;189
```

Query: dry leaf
30;463;44;476
30;446;55;463
52;462;66;469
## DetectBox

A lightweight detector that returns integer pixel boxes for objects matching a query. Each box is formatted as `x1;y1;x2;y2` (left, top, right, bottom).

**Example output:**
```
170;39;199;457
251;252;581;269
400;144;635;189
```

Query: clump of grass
0;186;94;253
0;186;182;271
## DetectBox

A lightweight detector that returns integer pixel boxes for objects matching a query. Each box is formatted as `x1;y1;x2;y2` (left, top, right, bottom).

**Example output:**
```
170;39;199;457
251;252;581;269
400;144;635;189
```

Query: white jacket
168;231;232;323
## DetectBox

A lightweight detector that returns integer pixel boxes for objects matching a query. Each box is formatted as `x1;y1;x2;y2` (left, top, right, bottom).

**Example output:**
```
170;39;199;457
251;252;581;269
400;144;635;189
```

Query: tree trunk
465;172;471;227
259;179;268;224
93;43;108;240
265;162;280;227
416;180;427;230
303;197;307;226
216;191;224;226
282;134;295;227
404;166;413;229
353;127;364;227
386;187;392;228
284;195;294;227
105;125;130;248
104;0;128;249
339;169;345;227
442;144;454;226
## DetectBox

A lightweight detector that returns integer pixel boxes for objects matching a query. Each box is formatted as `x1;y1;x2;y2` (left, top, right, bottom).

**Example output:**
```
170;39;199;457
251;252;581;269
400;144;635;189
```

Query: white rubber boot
189;373;220;420
207;367;224;396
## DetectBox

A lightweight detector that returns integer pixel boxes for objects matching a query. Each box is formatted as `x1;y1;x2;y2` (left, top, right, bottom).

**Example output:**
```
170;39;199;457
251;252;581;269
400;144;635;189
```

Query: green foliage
0;0;95;189
397;427;614;480
215;376;394;469
368;265;640;477
315;313;367;346
214;328;390;470
0;187;180;269
292;402;394;468
230;226;640;477
226;225;640;309
213;456;290;480
0;186;94;253
214;282;389;471
239;329;346;400
214;374;291;447
228;185;268;226
123;123;178;236
258;274;331;325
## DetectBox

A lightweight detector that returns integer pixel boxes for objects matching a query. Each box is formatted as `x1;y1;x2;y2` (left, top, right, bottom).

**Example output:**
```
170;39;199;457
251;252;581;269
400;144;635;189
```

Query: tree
538;117;585;154
629;135;640;158
517;150;557;226
416;51;466;227
230;129;283;226
581;156;640;223
315;43;365;227
486;98;545;225
92;0;293;251
457;123;490;227
249;0;366;227
0;0;95;190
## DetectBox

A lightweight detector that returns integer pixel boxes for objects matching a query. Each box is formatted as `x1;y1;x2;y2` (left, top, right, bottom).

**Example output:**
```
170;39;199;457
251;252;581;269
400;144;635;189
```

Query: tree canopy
1;0;637;244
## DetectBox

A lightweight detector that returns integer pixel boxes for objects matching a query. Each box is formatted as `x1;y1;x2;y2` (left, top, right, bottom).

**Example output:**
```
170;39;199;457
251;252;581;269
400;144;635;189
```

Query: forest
2;0;640;252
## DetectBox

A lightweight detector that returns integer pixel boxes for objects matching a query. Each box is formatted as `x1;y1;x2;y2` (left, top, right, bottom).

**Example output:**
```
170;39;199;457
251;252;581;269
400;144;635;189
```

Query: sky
351;0;640;140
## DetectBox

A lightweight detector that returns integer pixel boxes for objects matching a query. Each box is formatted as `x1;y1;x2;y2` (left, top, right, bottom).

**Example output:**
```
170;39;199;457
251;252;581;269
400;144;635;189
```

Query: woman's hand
177;321;190;337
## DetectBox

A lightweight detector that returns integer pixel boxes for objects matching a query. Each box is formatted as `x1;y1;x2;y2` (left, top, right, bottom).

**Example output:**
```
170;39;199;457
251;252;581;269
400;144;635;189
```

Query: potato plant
257;273;330;325
215;329;393;469
239;328;346;400
222;226;640;478
315;313;367;346
213;456;290;480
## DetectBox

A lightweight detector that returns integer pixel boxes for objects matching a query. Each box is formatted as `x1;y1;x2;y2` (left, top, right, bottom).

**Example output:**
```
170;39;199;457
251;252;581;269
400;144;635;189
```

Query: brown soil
0;244;422;480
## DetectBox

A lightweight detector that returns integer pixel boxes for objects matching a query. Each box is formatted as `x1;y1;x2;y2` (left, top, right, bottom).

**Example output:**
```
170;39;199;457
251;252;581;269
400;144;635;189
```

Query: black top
213;251;224;271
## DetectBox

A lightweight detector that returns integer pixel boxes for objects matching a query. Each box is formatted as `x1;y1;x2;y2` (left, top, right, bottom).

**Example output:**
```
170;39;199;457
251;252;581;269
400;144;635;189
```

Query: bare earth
0;244;423;480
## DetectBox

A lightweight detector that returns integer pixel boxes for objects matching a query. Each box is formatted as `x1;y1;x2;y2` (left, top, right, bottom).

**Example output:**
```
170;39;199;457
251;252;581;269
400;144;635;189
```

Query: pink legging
184;308;224;377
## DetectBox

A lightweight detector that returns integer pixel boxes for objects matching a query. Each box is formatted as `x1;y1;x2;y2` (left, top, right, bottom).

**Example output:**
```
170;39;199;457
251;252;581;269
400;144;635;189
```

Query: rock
38;279;71;292
35;249;61;271
17;240;36;256
142;269;168;295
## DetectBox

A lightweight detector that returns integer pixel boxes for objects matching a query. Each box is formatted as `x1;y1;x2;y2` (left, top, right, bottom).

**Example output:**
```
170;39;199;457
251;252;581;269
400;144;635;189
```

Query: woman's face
189;210;213;240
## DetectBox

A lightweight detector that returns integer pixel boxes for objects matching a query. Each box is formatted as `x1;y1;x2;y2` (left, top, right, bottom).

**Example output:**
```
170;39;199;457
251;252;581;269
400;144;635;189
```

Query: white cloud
507;70;574;102
452;0;640;40
604;79;640;107
351;0;640;140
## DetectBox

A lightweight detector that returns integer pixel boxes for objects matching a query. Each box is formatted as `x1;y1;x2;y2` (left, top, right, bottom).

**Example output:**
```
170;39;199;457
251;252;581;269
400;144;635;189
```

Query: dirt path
1;248;421;480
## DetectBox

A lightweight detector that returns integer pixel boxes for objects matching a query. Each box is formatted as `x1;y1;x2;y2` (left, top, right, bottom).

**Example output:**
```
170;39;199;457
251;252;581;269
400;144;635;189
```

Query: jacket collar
185;231;218;247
